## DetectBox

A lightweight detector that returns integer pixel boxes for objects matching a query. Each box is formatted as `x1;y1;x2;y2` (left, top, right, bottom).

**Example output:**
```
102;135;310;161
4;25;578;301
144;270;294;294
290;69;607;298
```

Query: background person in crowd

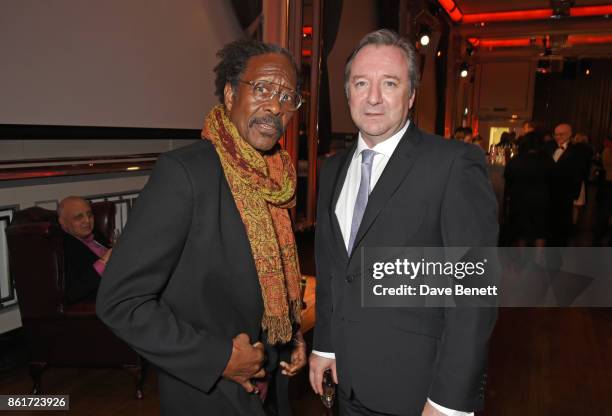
309;29;498;416
546;123;582;246
522;120;537;135
543;132;554;143
504;132;555;247
97;39;306;416
496;131;512;147
462;127;474;143
472;134;485;152
571;132;594;224
452;126;465;141
508;132;518;147
595;136;612;246
58;196;111;305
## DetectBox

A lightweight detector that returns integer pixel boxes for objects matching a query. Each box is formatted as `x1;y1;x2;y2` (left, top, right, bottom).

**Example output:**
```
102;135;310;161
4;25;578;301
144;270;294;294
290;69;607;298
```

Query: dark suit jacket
504;152;555;240
313;124;499;414
96;141;288;416
545;141;582;202
62;231;105;305
545;141;583;244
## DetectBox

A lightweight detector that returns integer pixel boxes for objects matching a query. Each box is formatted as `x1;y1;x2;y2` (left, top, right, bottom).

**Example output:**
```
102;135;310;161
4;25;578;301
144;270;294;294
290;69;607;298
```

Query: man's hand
101;248;113;263
222;333;265;393
422;401;446;416
308;353;337;395
279;331;306;377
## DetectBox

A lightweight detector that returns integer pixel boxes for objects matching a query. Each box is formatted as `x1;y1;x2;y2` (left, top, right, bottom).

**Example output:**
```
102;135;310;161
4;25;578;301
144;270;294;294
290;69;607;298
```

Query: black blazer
313;124;499;414
62;231;105;305
545;141;582;201
97;141;286;416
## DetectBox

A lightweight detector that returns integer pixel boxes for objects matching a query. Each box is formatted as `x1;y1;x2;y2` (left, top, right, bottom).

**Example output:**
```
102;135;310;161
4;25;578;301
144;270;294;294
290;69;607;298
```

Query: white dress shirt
313;120;472;416
334;120;410;249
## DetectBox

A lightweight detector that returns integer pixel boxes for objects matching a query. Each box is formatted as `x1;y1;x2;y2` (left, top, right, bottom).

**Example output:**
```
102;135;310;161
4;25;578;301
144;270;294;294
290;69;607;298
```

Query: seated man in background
58;196;112;304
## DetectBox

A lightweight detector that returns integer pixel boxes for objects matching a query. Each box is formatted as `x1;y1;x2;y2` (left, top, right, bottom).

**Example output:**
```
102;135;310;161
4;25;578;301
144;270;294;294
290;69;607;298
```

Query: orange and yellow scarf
202;105;301;344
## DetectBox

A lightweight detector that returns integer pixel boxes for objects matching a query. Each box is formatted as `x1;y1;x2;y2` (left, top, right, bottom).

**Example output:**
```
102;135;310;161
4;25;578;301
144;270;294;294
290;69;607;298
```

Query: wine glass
320;369;335;409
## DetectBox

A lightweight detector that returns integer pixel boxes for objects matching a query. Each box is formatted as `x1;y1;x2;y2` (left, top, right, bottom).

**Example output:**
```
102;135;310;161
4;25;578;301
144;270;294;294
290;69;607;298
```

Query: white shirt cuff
428;398;473;416
311;350;336;359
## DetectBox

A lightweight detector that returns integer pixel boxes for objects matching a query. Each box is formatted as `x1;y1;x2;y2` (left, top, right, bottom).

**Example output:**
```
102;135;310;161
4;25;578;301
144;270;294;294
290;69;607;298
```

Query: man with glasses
97;39;305;416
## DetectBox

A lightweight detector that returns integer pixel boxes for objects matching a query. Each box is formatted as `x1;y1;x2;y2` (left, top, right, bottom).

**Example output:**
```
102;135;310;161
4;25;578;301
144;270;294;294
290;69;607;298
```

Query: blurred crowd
451;122;612;247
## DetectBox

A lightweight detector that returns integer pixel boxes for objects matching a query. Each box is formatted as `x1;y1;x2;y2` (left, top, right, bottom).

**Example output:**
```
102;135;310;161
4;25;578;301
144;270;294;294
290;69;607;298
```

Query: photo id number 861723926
0;395;69;410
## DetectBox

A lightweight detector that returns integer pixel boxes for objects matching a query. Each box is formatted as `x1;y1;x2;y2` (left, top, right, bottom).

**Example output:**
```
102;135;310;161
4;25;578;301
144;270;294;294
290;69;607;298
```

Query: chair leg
136;357;148;399
125;357;148;399
29;362;47;395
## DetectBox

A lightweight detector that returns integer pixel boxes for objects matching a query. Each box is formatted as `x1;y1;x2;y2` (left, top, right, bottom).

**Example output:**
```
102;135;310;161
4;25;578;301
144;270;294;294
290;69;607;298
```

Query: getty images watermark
361;247;612;308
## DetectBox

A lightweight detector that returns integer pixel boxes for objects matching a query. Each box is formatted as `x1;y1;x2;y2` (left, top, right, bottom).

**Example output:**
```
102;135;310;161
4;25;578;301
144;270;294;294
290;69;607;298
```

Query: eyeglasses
239;79;302;111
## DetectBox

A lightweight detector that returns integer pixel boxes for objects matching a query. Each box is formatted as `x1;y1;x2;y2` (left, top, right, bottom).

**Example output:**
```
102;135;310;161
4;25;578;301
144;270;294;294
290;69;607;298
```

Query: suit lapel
350;123;423;257
329;144;356;260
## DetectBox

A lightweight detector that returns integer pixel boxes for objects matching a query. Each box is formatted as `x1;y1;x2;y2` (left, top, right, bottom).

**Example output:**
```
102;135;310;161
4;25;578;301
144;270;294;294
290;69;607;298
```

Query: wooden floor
484;308;612;415
1;230;611;415
0;275;327;416
1;308;610;415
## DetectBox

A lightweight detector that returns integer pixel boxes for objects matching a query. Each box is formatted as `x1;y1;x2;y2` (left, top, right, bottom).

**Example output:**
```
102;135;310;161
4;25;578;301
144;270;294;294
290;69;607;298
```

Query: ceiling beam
457;16;612;38
471;43;612;60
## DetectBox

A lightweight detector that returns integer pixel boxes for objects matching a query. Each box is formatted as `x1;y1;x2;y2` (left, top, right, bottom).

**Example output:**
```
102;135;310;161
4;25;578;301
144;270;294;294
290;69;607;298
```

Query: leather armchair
5;202;146;398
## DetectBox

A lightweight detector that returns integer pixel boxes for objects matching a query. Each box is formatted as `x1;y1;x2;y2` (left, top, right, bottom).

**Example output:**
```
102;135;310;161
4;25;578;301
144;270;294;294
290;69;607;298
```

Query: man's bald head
58;196;94;239
554;123;572;146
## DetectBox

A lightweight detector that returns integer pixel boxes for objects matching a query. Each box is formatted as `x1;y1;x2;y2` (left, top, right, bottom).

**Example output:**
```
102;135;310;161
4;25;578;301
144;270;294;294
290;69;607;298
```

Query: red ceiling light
570;5;612;17
439;1;612;23
478;38;534;48
468;34;612;49
468;37;544;48
567;34;612;45
437;0;463;22
462;9;552;23
302;26;312;36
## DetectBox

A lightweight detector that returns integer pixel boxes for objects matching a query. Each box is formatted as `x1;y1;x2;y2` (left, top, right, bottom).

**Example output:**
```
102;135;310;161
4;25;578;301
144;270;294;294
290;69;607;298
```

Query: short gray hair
57;196;89;219
344;29;420;98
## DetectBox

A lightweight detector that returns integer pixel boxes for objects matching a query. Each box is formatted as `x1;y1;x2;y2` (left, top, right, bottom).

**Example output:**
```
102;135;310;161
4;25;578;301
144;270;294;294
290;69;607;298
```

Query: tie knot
361;149;376;166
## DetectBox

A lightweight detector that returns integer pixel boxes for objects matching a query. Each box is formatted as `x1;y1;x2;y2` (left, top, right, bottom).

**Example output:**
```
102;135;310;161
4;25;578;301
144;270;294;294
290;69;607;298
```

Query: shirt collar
354;119;411;160
78;233;95;244
557;140;569;149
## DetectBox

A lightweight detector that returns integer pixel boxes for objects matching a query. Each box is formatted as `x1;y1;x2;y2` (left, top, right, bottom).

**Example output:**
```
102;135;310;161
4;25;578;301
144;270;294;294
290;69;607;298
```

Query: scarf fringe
262;299;304;345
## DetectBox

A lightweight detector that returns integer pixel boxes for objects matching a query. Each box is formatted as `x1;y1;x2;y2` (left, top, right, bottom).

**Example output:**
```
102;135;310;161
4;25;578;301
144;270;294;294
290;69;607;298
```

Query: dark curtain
317;0;344;155
533;59;612;145
230;0;262;32
376;0;400;32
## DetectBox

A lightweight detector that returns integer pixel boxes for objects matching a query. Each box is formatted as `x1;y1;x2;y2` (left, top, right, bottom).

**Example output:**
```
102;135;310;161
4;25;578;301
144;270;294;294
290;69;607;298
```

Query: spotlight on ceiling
460;63;469;78
418;28;431;47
